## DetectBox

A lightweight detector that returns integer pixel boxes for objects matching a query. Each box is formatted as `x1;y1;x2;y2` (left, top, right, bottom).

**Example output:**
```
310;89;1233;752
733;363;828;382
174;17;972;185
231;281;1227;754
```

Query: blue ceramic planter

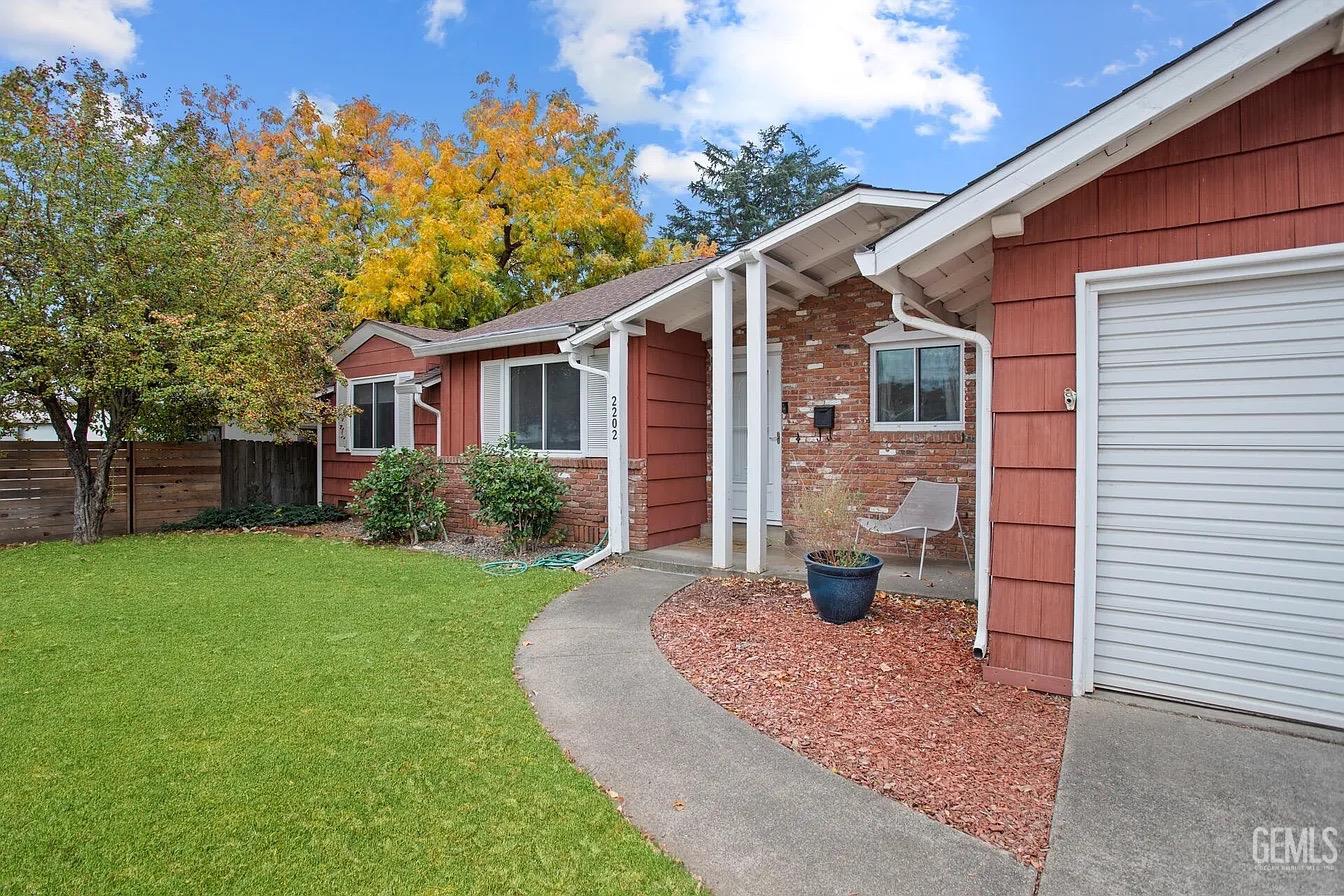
804;551;883;624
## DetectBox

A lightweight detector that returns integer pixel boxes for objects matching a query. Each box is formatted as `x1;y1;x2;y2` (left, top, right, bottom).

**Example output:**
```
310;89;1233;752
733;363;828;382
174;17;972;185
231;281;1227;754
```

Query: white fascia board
868;0;1344;277
331;321;429;364
412;324;576;357
564;187;942;350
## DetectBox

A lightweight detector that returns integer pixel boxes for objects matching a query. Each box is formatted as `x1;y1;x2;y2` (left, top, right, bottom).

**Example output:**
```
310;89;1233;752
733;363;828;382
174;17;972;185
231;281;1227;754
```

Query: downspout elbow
890;292;993;662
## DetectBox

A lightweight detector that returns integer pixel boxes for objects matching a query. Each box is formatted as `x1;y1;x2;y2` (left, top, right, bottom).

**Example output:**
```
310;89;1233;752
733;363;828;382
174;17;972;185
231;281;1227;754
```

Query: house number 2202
610;395;619;440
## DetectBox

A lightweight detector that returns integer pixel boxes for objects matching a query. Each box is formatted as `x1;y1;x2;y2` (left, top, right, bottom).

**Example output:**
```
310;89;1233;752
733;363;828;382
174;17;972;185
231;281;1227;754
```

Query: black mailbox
813;405;835;430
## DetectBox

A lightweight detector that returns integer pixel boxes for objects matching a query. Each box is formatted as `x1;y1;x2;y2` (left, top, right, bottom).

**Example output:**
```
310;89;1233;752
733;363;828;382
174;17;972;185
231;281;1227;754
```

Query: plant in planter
792;481;883;623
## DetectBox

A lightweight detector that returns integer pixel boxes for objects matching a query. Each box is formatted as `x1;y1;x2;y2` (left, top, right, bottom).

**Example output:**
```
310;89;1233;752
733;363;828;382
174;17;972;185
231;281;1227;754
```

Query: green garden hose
480;531;608;576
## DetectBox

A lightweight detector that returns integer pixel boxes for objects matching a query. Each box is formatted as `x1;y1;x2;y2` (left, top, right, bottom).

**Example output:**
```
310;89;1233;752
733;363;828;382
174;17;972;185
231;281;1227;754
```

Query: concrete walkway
516;567;1034;896
1040;696;1344;896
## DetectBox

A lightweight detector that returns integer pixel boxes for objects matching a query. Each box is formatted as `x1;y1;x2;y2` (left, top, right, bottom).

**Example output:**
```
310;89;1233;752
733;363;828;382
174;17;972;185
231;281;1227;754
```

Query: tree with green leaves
0;58;343;543
660;124;857;248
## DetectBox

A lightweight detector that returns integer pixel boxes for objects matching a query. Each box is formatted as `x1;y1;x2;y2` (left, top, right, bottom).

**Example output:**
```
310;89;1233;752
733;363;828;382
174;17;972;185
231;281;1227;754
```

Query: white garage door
1092;266;1344;729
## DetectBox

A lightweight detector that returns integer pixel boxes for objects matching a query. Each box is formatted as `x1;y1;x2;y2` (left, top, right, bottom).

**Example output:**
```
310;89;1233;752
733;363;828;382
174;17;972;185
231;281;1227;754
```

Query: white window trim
500;353;588;457
344;372;411;456
866;329;966;432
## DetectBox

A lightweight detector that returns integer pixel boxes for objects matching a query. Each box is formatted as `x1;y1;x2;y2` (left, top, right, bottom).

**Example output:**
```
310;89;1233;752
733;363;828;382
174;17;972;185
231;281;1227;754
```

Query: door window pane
353;382;374;448
544;362;581;451
509;364;544;449
374;380;396;448
918;345;961;422
874;348;915;423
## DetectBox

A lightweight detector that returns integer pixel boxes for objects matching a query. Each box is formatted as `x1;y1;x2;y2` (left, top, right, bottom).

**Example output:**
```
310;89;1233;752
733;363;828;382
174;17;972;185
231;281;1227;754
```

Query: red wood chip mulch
651;576;1069;869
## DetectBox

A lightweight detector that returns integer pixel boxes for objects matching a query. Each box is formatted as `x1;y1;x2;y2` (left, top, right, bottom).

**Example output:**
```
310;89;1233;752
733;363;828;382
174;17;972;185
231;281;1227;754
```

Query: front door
731;347;783;523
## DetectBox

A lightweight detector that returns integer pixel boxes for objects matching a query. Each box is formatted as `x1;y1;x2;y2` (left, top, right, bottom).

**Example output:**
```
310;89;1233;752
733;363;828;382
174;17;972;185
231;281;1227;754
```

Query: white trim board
1071;242;1344;697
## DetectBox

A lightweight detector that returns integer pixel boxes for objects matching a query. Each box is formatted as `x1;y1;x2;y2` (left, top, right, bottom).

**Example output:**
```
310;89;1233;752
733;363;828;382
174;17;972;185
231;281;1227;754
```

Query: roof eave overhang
412;324;577;357
865;0;1344;281
563;187;944;350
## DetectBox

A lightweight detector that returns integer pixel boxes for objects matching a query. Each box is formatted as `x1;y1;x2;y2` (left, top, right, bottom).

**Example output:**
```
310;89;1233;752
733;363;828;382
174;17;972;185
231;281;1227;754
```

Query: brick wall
709;274;978;562
439;454;644;549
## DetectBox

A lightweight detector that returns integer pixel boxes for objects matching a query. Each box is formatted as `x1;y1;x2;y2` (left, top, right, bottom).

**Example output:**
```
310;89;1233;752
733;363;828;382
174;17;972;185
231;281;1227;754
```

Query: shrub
350;448;448;543
792;480;869;568
461;436;567;552
162;502;347;532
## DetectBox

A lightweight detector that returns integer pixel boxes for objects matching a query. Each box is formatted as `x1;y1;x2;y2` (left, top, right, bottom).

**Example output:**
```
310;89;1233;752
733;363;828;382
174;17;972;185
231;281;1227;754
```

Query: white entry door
731;347;783;523
1085;261;1344;729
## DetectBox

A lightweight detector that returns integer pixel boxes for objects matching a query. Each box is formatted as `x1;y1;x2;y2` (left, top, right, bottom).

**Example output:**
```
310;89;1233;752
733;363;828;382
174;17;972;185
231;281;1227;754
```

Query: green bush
461;436;567;552
350;448;447;543
162;502;347;532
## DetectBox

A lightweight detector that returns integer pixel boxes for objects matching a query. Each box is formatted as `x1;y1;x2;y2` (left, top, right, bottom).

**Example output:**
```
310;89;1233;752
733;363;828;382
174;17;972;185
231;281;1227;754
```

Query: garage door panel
1096;591;1344;636
1099;512;1339;546
1096;614;1344;670
1093;640;1344;706
1099;352;1344;387
1090;266;1344;728
1099;446;1343;473
1097;559;1342;604
1092;669;1344;730
1096;321;1338;360
1097;526;1343;566
1101;371;1344;402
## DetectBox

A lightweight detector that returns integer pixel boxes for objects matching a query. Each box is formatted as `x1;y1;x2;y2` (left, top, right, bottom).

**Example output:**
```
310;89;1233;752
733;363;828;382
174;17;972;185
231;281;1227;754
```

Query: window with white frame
351;378;398;450
506;358;582;452
865;325;964;431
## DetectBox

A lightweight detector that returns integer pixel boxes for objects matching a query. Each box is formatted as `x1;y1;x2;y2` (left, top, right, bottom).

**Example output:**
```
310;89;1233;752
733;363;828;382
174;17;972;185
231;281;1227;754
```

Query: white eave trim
331;321;434;364
563;186;943;350
865;0;1344;277
412;324;577;357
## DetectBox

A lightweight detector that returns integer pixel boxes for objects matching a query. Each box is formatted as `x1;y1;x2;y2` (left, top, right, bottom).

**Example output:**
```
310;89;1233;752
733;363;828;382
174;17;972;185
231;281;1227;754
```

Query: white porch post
743;252;769;573
709;269;733;569
607;324;630;554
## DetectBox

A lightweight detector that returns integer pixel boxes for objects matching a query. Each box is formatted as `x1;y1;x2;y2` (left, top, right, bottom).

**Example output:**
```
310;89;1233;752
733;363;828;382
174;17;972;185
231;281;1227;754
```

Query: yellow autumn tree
345;75;713;329
185;82;413;284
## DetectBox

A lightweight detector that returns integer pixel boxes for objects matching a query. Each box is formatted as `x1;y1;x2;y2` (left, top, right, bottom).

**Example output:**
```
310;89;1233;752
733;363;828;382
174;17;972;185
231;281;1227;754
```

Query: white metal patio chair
855;480;971;580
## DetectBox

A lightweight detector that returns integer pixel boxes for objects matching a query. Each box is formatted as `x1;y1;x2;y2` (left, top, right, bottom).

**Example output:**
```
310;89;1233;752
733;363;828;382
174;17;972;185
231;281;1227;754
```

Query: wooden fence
0;441;221;544
220;439;316;507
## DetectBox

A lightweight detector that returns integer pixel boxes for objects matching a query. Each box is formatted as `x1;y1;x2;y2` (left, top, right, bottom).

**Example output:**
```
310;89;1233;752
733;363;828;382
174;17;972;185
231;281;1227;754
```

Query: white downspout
395;382;443;457
561;339;623;572
889;292;994;660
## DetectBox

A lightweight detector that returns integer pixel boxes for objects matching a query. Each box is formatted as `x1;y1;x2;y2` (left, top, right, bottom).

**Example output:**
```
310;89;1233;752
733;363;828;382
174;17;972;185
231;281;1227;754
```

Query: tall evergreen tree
660;125;856;248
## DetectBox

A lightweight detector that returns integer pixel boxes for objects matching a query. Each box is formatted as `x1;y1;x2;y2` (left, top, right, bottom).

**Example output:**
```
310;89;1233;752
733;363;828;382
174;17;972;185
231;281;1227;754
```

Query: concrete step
697;521;789;546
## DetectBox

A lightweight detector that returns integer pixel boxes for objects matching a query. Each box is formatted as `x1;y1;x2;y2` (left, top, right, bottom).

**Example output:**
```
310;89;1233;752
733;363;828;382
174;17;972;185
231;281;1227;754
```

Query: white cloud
1066;40;1180;88
839;146;866;176
289;89;339;124
424;0;465;44
913;123;938;137
0;0;150;67
1131;2;1159;22
636;144;705;192
541;0;999;145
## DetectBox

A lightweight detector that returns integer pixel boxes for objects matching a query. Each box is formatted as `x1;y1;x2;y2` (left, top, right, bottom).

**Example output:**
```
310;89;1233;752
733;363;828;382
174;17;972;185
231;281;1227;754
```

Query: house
326;0;1344;729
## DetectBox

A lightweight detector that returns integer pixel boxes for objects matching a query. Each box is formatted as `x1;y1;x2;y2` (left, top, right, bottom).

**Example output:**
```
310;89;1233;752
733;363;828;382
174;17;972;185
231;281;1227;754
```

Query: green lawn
0;534;700;895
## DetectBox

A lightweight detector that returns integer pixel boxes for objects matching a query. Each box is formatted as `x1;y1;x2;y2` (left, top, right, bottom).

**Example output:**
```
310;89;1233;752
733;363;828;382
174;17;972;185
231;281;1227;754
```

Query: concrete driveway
1041;696;1344;896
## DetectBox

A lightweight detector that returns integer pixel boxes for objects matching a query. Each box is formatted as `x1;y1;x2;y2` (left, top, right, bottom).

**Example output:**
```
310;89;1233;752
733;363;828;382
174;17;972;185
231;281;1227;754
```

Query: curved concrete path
516;567;1035;896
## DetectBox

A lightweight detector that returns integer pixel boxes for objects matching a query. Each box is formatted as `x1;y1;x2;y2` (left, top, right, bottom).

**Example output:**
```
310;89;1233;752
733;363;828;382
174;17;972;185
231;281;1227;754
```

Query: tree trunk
66;444;112;545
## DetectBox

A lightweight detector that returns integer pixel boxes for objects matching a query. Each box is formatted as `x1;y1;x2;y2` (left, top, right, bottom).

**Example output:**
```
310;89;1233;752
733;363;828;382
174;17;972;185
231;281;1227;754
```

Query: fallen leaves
651;576;1070;870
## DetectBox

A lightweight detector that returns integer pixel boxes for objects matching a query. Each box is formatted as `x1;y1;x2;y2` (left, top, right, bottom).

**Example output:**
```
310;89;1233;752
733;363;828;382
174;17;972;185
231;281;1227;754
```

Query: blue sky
0;0;1264;229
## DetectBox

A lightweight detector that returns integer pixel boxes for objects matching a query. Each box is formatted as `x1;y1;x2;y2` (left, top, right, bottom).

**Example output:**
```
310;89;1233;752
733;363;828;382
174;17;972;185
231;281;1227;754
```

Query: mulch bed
651;576;1069;869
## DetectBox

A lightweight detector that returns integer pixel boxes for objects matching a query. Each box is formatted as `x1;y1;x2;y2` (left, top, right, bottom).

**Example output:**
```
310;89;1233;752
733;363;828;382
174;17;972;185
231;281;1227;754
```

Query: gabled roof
330;319;457;364
411;258;717;355
858;0;1344;310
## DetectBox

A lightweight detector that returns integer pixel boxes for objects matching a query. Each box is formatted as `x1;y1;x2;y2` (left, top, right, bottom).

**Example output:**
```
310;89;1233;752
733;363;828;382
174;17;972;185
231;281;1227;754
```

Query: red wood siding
987;53;1344;694
321;336;437;504
642;322;709;548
